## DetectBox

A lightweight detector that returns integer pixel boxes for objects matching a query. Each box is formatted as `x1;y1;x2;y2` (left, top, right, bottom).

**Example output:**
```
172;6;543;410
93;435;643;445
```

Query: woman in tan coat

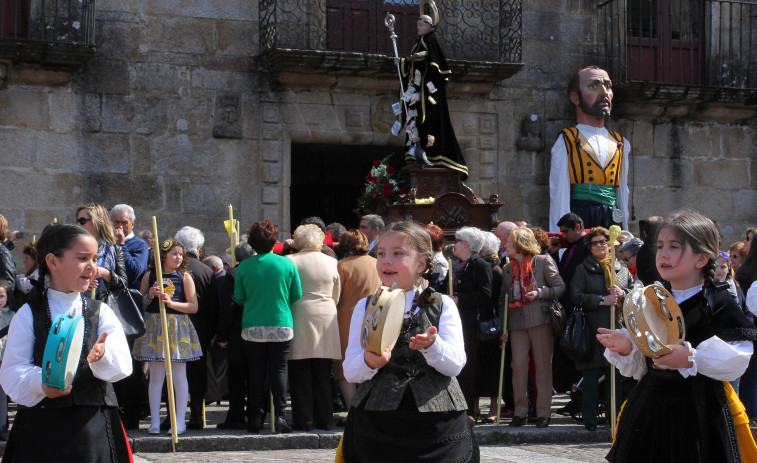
287;224;341;430
498;227;565;428
334;230;381;411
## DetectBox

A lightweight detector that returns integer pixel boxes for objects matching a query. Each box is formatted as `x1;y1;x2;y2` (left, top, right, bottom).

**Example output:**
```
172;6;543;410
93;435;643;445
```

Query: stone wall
0;0;755;265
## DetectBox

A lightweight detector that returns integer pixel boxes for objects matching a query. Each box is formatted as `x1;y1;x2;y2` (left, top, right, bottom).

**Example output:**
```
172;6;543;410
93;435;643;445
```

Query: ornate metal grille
599;0;756;89
0;0;96;45
260;0;522;63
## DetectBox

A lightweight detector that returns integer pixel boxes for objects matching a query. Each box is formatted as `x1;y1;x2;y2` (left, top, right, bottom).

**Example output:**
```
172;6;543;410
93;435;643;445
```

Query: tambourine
622;282;686;358
42;313;84;390
361;284;406;356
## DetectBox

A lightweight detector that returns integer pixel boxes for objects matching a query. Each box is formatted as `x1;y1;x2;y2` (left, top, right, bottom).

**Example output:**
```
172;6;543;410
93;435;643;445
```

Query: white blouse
343;290;466;384
605;286;753;381
0;289;133;407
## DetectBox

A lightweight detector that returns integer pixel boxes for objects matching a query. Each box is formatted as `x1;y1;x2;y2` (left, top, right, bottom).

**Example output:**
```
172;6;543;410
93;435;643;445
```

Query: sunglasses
590;239;608;247
718;252;729;259
76;217;92;225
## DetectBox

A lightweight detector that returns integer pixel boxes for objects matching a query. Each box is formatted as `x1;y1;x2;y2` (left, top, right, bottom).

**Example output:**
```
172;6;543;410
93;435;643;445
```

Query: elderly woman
570;226;632;431
498;227;565;428
446;226;492;423
334;229;381;412
287;224;342;431
75;203;128;298
235;220;302;434
0;215;15;295
617;238;643;281
476;231;505;422
425;224;448;289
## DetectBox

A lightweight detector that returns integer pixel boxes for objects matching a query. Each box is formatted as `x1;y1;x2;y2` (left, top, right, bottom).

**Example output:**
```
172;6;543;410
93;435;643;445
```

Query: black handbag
548;300;567;337
104;288;147;341
559;295;592;361
478;315;503;342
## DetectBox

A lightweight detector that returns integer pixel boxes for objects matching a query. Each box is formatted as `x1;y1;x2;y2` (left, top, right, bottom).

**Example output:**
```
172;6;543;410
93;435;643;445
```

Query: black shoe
247;417;262;434
585;423;597;431
187;418;203;430
0;427;8;442
274;417;291;434
508;416;526;427
217;420;246;430
535;417;550;428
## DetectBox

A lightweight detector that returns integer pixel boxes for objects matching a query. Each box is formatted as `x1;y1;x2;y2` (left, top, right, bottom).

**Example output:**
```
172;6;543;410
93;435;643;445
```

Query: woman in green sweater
235;220;302;434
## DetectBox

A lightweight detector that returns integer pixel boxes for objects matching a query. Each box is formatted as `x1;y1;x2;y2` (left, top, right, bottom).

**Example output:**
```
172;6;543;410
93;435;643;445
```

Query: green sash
571;183;616;206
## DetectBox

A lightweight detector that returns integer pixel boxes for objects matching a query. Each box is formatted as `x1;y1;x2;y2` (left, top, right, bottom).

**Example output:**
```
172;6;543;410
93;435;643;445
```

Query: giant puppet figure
549;66;630;232
397;0;468;179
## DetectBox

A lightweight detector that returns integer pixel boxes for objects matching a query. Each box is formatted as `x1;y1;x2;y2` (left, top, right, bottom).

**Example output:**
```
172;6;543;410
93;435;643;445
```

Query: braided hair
656;210;719;287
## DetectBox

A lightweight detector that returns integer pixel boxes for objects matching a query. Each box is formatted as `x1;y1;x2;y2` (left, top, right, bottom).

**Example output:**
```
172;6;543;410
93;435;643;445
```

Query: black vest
30;296;118;408
352;292;468;413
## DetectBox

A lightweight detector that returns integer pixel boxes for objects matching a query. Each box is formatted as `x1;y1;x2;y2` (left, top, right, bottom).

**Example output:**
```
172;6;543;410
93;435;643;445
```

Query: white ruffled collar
671;285;703;304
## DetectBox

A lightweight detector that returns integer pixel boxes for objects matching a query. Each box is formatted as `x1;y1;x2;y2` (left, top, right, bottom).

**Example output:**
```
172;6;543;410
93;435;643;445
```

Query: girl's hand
158;292;173;308
409;326;437;350
499;331;509;343
524;290;538;302
364;346;391;369
597;327;632;356
653;344;693;369
87;332;108;363
88;268;100;290
42;384;72;398
149;283;161;299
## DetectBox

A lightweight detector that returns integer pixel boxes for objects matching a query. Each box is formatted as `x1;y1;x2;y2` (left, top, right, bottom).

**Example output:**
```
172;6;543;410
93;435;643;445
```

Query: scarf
509;254;535;309
595;254;614;289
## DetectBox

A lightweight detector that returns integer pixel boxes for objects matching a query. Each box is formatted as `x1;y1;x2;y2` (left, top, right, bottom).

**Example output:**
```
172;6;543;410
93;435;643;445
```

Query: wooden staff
496;292;509;425
608;225;622;438
447;258;454;295
152;217;179;450
226;205;238;267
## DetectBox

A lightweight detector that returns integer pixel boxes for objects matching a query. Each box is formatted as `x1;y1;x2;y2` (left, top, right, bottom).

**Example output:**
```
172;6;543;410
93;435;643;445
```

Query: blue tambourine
42;313;85;390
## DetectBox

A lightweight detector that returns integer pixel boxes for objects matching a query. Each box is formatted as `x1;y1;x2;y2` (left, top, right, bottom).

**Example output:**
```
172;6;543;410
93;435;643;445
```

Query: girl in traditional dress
132;238;202;435
0;223;133;462
340;221;479;463
598;210;757;462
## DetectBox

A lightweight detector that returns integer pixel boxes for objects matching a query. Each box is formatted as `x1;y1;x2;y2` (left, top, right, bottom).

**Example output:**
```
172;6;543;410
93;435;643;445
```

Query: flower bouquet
358;159;407;207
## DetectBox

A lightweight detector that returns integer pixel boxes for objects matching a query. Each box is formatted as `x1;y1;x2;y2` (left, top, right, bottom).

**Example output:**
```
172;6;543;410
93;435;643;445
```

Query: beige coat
287;249;342;360
499;254;565;331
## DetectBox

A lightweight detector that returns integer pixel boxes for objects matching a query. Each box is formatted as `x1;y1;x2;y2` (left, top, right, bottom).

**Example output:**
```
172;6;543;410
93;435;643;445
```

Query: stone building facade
0;0;755;258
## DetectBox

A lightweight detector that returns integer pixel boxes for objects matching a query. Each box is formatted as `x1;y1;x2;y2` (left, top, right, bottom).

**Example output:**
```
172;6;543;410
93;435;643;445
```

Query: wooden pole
447;258;454;295
152;217;179;451
496;292;509;425
608;225;621;438
228;205;237;267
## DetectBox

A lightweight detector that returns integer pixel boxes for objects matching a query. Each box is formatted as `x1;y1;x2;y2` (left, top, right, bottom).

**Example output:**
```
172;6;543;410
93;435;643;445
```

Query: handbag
559;295;593;361
548;299;566;337
478;315;503;342
104;288;147;341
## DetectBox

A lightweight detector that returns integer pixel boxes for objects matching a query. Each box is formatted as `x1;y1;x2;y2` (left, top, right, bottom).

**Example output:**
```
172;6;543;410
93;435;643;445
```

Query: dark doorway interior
290;143;402;235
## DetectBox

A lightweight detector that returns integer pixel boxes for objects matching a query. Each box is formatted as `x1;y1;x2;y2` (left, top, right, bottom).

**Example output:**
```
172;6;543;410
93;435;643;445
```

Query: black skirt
3;405;132;463
607;367;740;463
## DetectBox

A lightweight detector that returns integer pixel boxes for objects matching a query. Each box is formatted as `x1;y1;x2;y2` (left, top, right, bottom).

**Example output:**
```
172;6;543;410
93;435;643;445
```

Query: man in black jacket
175;226;218;430
635;216;663;285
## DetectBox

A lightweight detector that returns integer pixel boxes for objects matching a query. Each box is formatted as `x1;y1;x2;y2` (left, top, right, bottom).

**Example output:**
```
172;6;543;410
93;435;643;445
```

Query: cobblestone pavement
134;443;612;462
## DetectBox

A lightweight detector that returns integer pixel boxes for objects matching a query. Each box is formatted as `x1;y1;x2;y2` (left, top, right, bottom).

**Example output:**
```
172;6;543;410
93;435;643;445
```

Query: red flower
373;160;382;167
372;176;378;184
366;174;373;182
384;182;393;189
382;189;392;197
386;166;395;174
399;187;408;195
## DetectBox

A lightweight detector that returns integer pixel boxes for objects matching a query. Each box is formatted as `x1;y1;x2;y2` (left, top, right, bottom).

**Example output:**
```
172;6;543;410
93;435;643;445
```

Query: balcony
0;0;96;73
598;0;757;118
257;0;523;91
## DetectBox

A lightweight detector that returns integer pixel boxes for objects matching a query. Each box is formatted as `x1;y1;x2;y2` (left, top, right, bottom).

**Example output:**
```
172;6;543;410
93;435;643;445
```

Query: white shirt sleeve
343;298;379;384
0;305;45;406
678;337;752;381
746;281;757;316
89;302;133;382
616;137;631;230
419;295;467;376
549;134;571;232
604;328;648;380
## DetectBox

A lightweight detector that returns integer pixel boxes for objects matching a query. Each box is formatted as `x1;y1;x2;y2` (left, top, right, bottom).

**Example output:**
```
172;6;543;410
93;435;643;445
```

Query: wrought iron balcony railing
0;0;96;70
259;0;522;64
599;0;756;90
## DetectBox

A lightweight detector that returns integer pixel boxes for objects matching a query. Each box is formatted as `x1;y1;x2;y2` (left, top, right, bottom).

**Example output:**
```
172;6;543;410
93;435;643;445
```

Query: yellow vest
561;127;624;187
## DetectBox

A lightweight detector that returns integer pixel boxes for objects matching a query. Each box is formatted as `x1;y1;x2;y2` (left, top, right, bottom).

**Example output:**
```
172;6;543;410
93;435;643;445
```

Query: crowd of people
0;205;756;461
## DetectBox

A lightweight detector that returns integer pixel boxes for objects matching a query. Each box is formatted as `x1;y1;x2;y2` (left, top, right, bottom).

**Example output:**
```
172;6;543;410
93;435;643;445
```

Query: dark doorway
290;143;402;235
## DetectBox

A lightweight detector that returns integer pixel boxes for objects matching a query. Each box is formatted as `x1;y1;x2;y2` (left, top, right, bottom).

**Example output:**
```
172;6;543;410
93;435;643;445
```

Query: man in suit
175;226;218;430
216;243;255;429
203;255;228;405
493;221;517;268
359;214;384;258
